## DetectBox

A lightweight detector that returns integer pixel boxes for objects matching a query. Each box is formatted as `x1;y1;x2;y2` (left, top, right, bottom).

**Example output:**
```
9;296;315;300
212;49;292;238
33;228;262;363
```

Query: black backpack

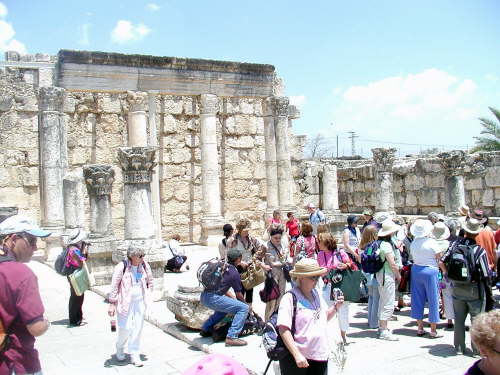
360;240;385;274
197;258;227;292
0;253;15;354
54;247;76;276
446;242;480;284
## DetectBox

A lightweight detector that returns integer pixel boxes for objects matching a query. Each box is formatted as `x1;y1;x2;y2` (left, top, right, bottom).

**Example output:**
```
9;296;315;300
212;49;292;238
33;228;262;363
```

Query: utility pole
348;131;358;156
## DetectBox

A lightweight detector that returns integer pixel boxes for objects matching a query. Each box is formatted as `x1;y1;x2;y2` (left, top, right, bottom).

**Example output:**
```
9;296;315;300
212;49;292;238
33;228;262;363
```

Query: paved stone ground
32;245;499;375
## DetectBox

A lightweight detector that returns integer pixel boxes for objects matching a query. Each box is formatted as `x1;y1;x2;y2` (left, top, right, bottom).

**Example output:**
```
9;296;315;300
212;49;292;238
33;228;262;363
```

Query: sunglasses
19;234;37;247
307;276;320;282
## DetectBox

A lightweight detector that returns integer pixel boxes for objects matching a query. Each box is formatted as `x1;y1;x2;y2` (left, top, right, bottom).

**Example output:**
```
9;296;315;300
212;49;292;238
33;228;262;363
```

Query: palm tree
471;107;500;152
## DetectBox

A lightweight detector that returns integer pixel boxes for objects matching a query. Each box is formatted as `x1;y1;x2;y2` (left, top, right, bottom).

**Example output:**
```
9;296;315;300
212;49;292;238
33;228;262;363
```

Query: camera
332;288;343;301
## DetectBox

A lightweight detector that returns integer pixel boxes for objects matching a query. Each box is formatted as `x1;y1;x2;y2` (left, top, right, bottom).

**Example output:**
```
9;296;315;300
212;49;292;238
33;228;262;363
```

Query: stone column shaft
322;164;340;212
263;98;279;210
148;91;162;241
273;96;294;209
438;150;466;215
372;148;397;212
127;91;148;147
63;170;85;230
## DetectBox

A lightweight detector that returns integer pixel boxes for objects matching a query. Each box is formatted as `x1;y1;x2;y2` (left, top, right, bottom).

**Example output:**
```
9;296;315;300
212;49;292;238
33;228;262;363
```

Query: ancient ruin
1;49;499;291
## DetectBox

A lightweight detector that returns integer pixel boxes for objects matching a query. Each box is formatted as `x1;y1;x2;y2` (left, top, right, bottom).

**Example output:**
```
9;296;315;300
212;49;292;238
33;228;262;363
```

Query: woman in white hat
433;222;454;329
65;228;89;326
409;219;443;338
277;258;343;374
376;220;402;341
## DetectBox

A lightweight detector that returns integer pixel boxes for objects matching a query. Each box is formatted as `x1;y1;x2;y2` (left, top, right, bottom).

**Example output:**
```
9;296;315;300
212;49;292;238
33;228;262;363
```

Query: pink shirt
277;287;329;361
296;235;318;258
317;250;350;270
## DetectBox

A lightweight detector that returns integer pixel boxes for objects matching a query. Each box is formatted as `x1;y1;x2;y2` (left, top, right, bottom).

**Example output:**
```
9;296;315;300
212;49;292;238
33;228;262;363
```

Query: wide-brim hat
462;218;483;234
66;228;87;245
182;354;248;375
431;222;450;241
306;203;316;209
374;211;392;224
362;209;373;216
410;219;433;238
0;215;51;237
378;220;401;237
289;258;326;278
457;204;469;217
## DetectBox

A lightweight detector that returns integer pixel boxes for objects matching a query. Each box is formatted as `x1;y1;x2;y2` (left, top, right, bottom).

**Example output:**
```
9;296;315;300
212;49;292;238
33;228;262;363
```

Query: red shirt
0;254;45;374
286;219;300;237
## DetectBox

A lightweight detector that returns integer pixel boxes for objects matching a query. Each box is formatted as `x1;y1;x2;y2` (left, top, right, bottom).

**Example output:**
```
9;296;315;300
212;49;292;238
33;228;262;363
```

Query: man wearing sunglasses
0;215;51;375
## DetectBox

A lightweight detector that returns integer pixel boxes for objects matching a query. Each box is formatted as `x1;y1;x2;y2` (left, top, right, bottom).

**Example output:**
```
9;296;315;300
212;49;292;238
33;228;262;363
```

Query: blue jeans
200;292;249;339
367;274;380;329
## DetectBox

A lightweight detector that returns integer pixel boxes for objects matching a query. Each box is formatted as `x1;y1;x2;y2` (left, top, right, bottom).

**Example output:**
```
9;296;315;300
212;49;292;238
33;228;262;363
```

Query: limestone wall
0;65;271;241
300;153;500;216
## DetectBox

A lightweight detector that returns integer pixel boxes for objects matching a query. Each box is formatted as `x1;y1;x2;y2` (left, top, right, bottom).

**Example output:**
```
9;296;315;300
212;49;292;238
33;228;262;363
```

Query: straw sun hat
289;258;326;278
410;219;433;238
431;222;450;241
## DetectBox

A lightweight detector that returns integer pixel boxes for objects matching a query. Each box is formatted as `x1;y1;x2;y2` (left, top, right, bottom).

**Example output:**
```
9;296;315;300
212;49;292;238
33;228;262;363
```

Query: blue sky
1;0;499;156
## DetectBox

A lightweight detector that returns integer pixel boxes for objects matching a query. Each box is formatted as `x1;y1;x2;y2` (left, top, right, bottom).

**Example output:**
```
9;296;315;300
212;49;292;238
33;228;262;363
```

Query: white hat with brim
289;258;327;278
462;218;483;235
374;211;392;224
410;219;433;238
66;228;87;245
306;203;316;209
0;215;51;237
431;222;450;241
378;220;401;237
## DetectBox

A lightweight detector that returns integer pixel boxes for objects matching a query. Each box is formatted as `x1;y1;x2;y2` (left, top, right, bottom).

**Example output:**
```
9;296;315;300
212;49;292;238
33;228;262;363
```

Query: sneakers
131;354;143;367
115;347;125;362
378;329;399;341
225;337;248;346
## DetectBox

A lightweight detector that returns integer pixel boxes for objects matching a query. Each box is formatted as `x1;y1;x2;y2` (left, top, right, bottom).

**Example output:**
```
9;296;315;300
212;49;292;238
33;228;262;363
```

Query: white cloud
146;3;160;11
485;73;498;83
289;95;306;108
79;23;91;45
324;69;483;155
111;20;151;44
0;2;7;18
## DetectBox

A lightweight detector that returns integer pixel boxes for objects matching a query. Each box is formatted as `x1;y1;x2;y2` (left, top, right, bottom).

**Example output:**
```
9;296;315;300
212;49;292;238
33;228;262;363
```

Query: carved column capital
262;97;273;117
118;147;157;184
126;91;148;112
38;86;65;111
372;148;397;172
200;94;219;115
288;105;301;120
83;164;115;196
438;150;466;176
467;152;492;176
272;96;289;117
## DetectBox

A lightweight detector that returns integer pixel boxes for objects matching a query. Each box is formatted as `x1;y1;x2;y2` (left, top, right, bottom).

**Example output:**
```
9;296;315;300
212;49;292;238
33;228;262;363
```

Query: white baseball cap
0;215;51;237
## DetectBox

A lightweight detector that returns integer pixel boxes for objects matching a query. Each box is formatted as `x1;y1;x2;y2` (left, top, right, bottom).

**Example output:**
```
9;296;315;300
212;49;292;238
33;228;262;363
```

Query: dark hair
301;222;313;237
287;212;293;218
171;234;181;241
223;224;233;237
347;215;359;226
270;228;283;237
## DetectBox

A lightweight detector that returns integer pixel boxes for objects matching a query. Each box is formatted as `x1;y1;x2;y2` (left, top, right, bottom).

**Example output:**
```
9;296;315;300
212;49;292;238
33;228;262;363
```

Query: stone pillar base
87;236;117;286
166;284;214;330
114;239;165;301
200;216;225;247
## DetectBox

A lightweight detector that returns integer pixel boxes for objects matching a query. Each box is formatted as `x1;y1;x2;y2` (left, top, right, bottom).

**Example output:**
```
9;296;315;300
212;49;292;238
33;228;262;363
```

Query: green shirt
378;240;401;275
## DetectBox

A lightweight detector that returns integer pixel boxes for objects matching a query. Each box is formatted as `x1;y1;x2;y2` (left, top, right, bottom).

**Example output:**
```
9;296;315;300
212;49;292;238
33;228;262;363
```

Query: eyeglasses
19;234;37;248
138;255;144;258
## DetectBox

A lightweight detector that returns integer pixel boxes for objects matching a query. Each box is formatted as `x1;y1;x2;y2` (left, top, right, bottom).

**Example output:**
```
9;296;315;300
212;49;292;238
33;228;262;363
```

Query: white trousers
376;271;395;321
321;283;350;332
442;278;455;320
116;298;146;357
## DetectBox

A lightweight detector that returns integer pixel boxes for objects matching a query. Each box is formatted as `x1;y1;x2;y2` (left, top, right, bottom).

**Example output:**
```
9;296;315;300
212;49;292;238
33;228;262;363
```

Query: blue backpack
360;240;385;274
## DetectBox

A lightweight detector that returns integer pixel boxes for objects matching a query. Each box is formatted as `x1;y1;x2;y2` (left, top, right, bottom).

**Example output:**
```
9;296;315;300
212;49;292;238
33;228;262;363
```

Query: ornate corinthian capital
118;147;157;184
372;148;397;172
38;86;65;111
272;96;289;117
438;150;466;176
126;91;148;112
83;164;115;196
200;94;219;115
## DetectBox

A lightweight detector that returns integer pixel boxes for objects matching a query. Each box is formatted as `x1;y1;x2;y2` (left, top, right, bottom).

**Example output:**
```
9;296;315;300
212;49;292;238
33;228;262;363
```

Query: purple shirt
217;264;242;295
0;253;45;374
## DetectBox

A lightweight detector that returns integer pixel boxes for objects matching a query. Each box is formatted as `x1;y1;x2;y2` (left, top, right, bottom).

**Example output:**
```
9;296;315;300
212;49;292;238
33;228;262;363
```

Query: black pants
68;277;84;325
236;264;254;303
279;353;328;375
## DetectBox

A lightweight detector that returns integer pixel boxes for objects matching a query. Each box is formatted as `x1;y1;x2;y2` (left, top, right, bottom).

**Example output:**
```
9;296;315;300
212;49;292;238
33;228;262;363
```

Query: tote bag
330;268;362;302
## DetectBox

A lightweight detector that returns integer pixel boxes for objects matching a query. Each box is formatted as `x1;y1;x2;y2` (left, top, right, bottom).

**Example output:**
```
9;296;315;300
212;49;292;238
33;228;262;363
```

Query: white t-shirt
410;237;441;268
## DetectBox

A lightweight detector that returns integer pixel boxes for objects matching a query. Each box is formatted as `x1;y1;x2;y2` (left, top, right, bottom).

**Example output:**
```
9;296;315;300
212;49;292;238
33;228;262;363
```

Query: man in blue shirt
306;203;325;234
199;249;249;346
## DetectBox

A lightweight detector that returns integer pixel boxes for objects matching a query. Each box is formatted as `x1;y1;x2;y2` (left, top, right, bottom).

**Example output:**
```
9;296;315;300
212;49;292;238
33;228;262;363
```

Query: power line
347;131;359;156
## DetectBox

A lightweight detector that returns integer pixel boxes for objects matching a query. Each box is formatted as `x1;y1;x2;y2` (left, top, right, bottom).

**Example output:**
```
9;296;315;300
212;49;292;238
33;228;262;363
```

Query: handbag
259;272;281;302
330;268;362;302
69;262;93;296
166;243;185;270
241;260;265;290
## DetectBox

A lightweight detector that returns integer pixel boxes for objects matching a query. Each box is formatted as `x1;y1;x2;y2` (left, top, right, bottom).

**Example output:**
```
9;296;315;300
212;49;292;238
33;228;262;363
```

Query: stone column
83;164;116;285
322;164;340;214
127;91;148;147
199;94;225;246
438;150;466;216
262;98;279;211
63;170;85;244
372;148;397;212
273;96;294;210
148;91;162;241
38;86;66;259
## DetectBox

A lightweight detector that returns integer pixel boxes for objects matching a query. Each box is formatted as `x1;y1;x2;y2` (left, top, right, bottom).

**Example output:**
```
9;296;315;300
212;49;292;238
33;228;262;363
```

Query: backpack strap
289;290;298;336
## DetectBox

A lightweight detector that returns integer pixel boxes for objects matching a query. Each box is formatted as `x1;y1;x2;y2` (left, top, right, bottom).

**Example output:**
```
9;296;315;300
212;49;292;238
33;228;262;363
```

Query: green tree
471;107;500;152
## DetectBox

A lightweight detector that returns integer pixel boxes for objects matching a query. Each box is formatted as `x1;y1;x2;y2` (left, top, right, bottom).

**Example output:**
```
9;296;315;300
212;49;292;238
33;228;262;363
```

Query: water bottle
110;318;116;332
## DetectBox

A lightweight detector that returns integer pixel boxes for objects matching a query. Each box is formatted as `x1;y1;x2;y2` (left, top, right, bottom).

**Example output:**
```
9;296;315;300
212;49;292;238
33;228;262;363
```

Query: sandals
429;332;443;339
417;330;427;337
